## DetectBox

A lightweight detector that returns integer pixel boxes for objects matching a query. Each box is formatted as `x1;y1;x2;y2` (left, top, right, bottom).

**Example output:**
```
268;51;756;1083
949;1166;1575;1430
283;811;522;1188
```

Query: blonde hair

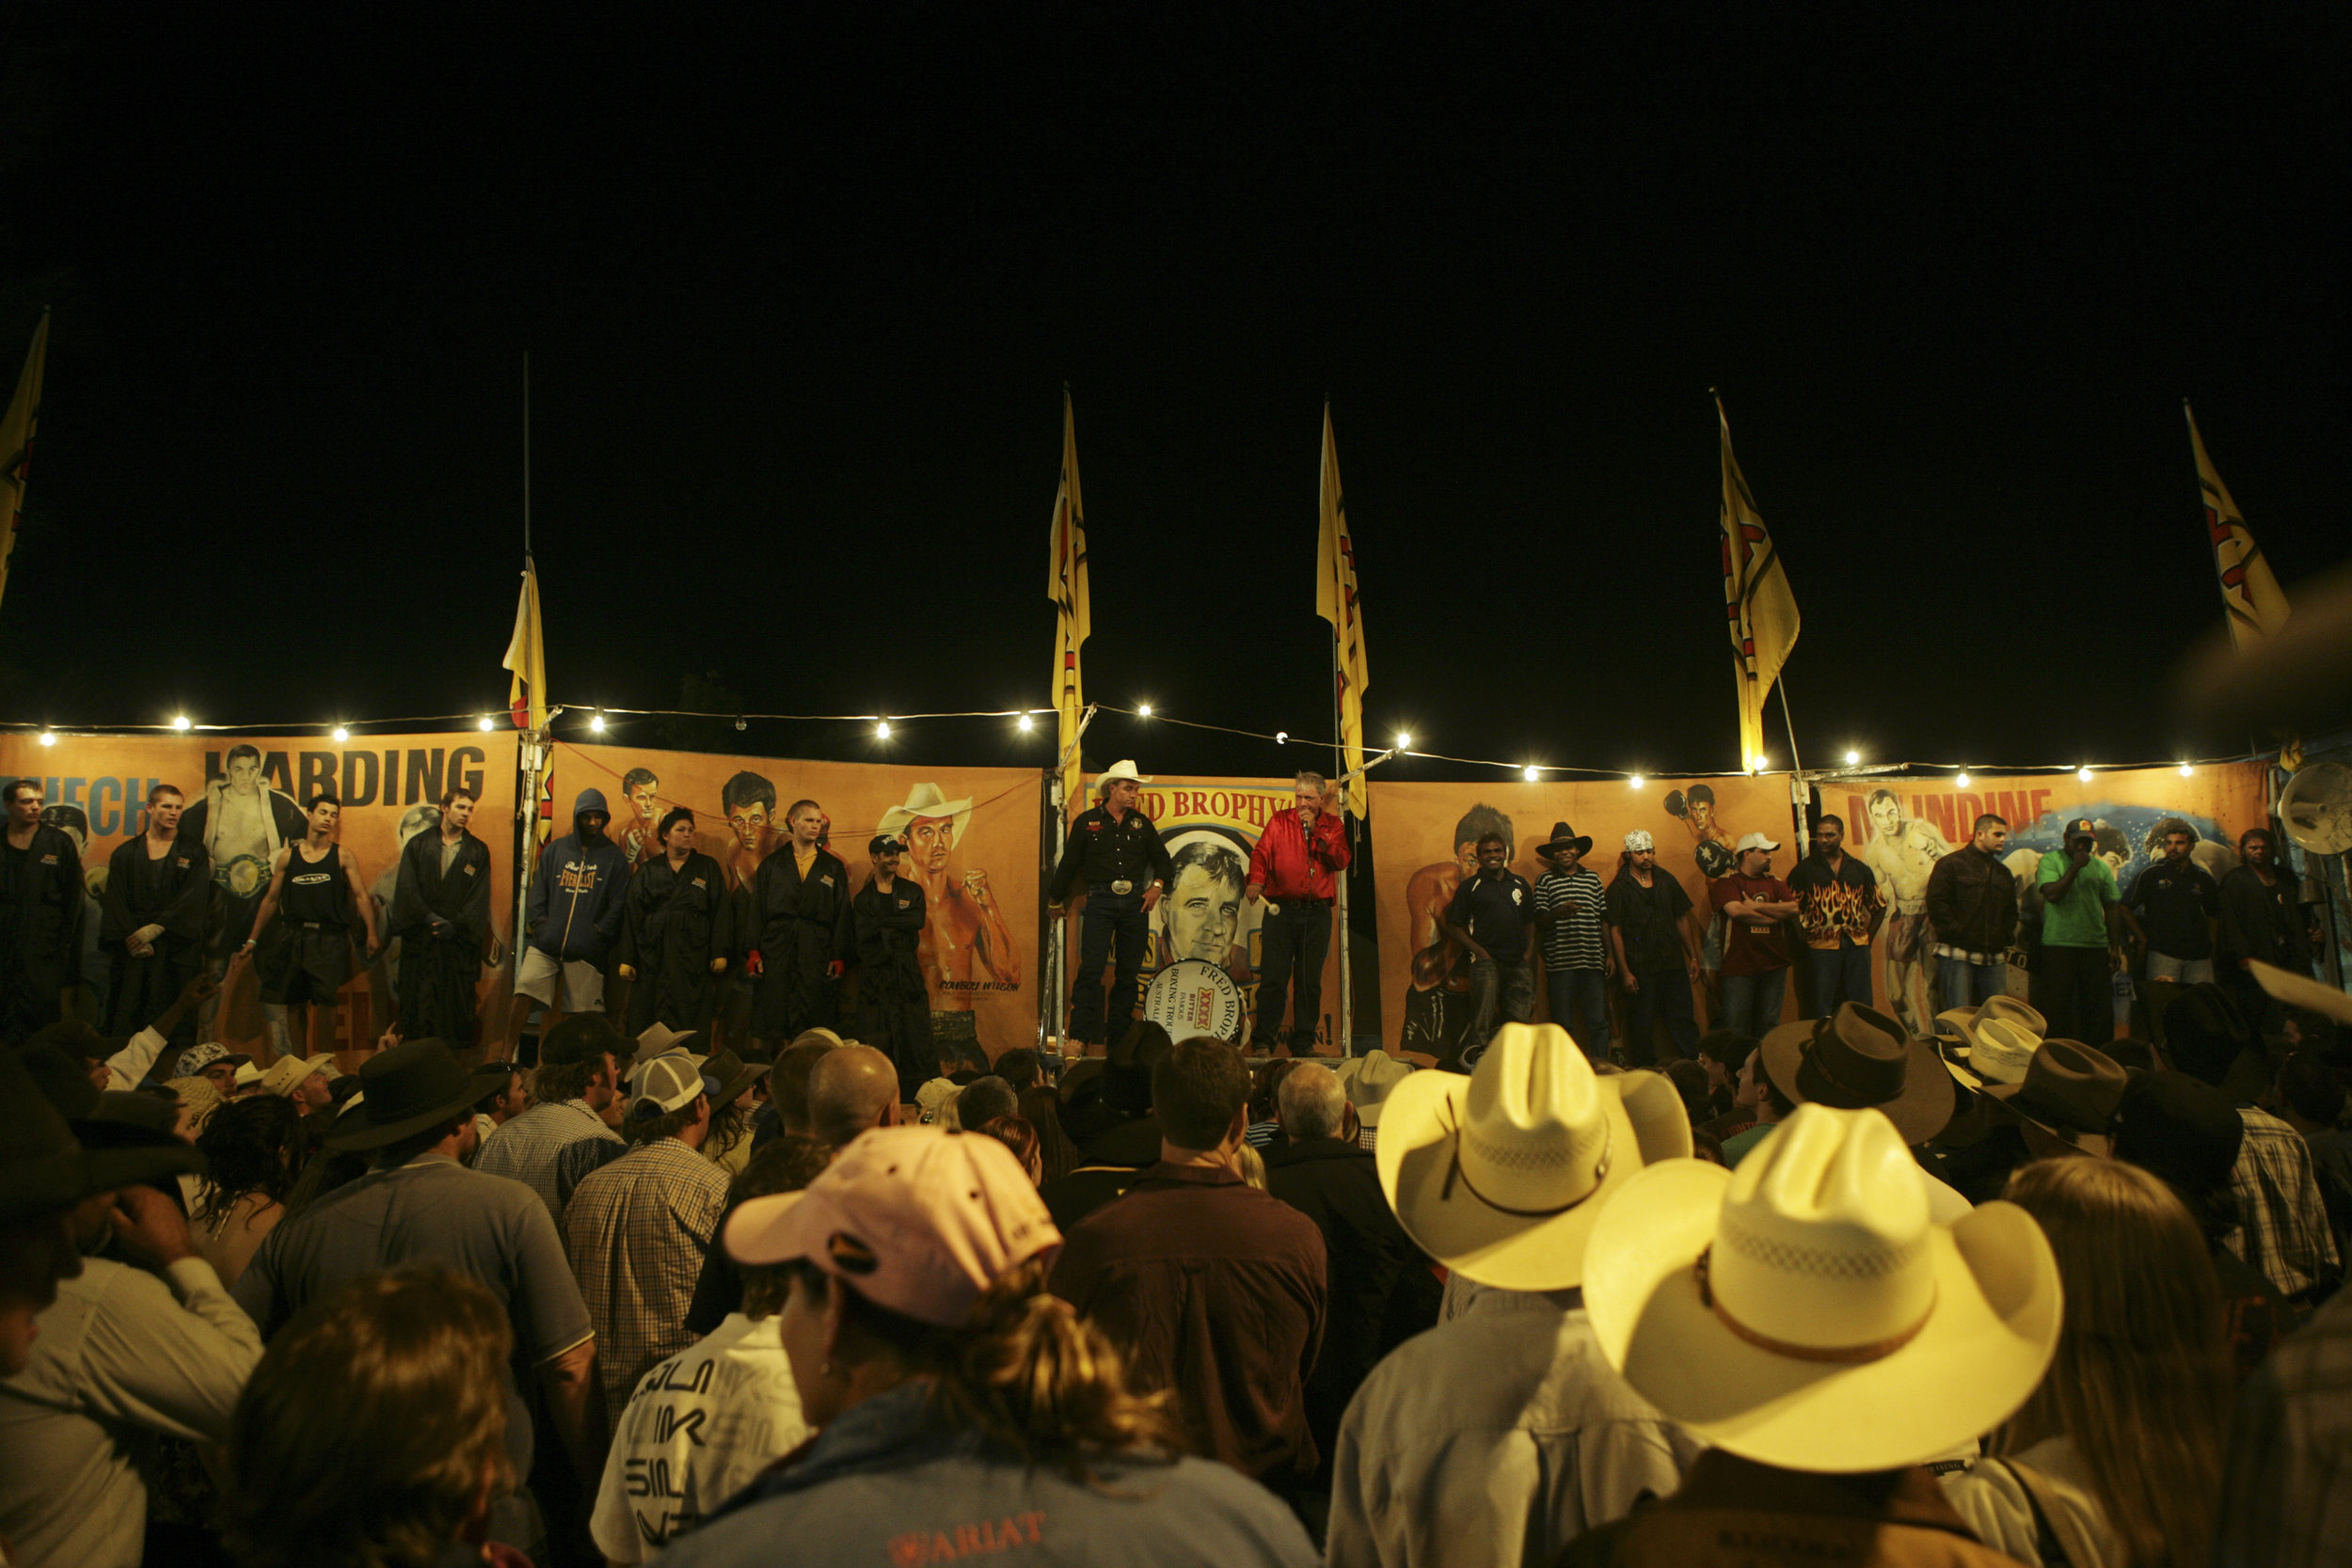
221;1264;515;1568
1235;1143;1268;1191
802;1255;1183;1483
1996;1159;2233;1568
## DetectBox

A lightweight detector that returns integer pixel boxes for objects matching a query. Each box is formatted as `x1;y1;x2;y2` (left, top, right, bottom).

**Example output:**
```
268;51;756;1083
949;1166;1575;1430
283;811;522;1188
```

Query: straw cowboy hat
2252;958;2352;1026
1335;1050;1414;1128
1581;1102;2062;1472
878;783;974;845
1094;760;1152;790
1931;994;2045;1089
1376;1022;1692;1291
1760;1004;1955;1146
1984;1037;2127;1158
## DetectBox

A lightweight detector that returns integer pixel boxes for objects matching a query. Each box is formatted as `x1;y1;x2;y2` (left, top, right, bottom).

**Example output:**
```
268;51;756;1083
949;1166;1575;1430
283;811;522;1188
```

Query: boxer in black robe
750;798;853;1045
851;834;936;1101
386;785;493;1051
100;784;213;1037
617;806;736;1036
0;780;87;1040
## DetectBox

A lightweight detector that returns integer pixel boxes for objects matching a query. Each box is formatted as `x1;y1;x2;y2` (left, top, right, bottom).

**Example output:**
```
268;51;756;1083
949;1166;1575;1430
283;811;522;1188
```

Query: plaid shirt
2225;1107;2343;1300
2214;1287;2352;1567
473;1099;622;1223
563;1135;730;1416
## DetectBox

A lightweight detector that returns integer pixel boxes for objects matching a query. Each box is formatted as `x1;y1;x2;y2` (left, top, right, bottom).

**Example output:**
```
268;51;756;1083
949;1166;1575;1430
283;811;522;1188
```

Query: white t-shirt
590;1311;811;1563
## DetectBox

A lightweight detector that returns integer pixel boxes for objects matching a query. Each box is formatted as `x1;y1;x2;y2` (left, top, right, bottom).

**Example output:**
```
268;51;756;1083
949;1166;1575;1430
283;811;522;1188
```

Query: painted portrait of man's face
1689;796;1715;832
1166;862;1244;964
628;780;659;821
1868;793;1902;840
727;799;769;850
227;754;262;794
905;815;955;875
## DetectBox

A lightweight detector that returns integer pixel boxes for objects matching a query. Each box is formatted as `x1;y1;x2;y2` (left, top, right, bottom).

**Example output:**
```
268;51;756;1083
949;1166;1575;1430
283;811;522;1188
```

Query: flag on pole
503;553;548;732
1316;404;1370;816
0;310;53;614
1049;391;1089;812
2185;402;2290;652
1716;395;1800;770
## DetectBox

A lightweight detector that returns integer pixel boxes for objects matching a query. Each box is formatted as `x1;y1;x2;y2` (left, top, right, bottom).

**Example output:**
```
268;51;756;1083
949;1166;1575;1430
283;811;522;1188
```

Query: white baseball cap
628;1053;716;1116
1734;832;1781;854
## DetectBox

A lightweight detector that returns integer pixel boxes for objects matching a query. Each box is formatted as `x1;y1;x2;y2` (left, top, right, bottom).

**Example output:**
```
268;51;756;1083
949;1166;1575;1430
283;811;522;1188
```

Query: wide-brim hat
325;1039;513;1151
1376;1022;1692;1291
700;1045;761;1115
2252;958;2352;1025
1336;1049;1413;1127
1582;1104;2062;1472
1760;1004;1955;1146
1984;1038;2127;1158
0;1051;202;1220
258;1053;333;1100
636;1022;694;1059
1537;820;1594;859
877;783;975;845
1970;1017;2042;1087
1094;759;1152;789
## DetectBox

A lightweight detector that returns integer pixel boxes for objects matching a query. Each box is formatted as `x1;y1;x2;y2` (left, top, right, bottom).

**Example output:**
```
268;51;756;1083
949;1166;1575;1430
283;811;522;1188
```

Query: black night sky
2;9;2344;782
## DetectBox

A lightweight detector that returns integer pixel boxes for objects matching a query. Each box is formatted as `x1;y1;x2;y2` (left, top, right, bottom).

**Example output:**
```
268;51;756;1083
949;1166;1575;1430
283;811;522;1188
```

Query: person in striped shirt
1533;823;1613;1062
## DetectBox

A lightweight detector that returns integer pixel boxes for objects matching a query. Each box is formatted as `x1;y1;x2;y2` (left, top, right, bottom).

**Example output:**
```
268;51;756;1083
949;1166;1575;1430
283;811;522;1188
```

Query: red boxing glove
825;959;846;980
745;949;764;978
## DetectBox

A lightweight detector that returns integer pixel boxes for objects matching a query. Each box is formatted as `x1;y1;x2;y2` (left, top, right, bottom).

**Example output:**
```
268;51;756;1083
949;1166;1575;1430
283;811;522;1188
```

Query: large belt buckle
1110;879;1135;895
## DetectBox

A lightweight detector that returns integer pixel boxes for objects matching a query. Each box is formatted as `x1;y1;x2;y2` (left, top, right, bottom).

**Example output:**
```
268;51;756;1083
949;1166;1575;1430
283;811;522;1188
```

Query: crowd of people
3;754;2352;1567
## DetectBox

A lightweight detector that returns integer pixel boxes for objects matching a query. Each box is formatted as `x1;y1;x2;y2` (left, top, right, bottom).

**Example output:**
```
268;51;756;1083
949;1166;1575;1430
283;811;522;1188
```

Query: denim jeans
1256;900;1333;1047
1936;953;2006;1010
1546;967;1613;1060
1069;889;1149;1046
1627;969;1701;1063
1804;943;1874;1018
1465;956;1535;1050
1719;968;1789;1041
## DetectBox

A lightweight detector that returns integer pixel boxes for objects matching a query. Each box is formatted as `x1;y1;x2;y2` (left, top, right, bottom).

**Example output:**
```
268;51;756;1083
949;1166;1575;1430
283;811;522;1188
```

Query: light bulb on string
1016;713;1034;733
1394;733;1411;751
38;731;56;748
876;721;892;739
331;726;349;743
1843;750;1860;767
1521;766;1540;783
1628;774;1645;789
171;715;191;732
1274;731;1288;744
1955;771;1971;788
1136;703;1152;718
2178;762;2194;778
2076;767;2093;784
589;714;606;735
478;717;495;732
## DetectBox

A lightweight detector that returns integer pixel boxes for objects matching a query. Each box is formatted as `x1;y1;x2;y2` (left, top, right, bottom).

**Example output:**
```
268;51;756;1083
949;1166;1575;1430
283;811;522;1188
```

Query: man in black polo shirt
1443;832;1536;1062
2124;818;2220;1042
1049;760;1178;1053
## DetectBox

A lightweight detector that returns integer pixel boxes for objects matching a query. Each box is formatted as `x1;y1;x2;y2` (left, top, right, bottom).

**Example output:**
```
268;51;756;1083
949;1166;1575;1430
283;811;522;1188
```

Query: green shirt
2035;849;2119;948
1721;1121;1778;1167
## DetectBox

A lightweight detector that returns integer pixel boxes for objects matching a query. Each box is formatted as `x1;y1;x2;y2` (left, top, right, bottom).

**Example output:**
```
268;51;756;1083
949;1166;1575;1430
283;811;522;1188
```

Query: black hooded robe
852;877;935;1100
387;828;493;1047
751;846;853;1039
0;825;87;1039
617;850;736;1036
99;836;213;1036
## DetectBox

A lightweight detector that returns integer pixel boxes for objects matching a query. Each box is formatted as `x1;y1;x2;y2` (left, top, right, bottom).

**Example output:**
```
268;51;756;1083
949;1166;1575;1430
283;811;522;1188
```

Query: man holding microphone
1245;770;1352;1055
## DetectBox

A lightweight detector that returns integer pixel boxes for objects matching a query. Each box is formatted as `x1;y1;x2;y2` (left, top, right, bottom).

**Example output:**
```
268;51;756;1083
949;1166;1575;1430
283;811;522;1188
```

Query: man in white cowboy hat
880;782;1016;1074
1047;762;1176;1052
1565;1103;2062;1567
1325;1023;1704;1568
1333;1047;1411;1151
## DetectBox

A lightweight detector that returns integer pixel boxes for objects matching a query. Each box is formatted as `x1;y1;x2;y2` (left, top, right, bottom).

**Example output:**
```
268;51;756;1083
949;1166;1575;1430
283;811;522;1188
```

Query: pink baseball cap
723;1125;1062;1327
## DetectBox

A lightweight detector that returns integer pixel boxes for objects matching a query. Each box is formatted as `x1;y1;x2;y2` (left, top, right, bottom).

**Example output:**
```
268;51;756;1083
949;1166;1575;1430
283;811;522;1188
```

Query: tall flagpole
513;353;539;1000
1331;631;1353;1056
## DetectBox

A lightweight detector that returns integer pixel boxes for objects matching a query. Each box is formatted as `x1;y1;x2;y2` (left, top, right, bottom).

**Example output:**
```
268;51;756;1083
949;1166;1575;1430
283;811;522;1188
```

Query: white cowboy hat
1095;760;1152;789
2251;958;2352;1025
1335;1049;1413;1128
877;783;975;845
1931;995;2045;1090
1375;1022;1692;1291
1970;1017;2041;1086
1582;1103;2061;1473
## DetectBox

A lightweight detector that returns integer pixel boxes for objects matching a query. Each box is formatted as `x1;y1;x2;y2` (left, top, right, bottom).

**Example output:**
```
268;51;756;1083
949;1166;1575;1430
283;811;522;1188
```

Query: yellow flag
2185;402;2290;652
1048;392;1089;811
1316;405;1369;816
0;310;53;613
1717;396;1800;770
503;553;548;732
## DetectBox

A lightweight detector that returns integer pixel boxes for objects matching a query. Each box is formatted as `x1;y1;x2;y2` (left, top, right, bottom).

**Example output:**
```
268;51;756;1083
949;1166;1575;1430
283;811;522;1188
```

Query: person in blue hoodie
504;788;631;1049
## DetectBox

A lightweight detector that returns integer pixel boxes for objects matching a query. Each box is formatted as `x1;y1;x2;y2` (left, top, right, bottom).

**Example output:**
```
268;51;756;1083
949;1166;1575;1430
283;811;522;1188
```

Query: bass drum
1142;958;1245;1044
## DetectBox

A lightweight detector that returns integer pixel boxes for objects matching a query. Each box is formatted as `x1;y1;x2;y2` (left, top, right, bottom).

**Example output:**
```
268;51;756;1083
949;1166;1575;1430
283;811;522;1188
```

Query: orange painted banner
0;731;517;1057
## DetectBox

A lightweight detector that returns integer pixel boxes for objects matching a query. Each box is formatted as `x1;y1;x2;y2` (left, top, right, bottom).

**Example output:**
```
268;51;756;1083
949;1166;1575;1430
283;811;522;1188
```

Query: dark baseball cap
2063;817;2097;842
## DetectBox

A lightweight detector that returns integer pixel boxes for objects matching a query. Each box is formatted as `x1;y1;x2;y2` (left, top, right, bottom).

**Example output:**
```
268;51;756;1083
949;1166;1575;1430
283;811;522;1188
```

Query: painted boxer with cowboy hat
1569;1102;2062;1565
880;782;1014;1074
1326;1022;1703;1564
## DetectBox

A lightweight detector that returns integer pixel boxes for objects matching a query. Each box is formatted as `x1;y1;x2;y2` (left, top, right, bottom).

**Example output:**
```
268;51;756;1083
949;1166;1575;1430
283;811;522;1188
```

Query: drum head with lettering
1143;958;1244;1043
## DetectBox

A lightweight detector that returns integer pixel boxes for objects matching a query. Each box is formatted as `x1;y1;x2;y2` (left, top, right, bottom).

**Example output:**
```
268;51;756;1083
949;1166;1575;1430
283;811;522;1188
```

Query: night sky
2;9;2344;783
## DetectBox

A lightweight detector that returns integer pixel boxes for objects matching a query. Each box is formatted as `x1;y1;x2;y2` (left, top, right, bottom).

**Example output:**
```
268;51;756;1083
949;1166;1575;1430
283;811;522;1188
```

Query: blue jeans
1547;967;1613;1060
1627;969;1701;1063
1069;889;1149;1046
1805;943;1874;1018
1720;968;1788;1041
1937;953;2006;1009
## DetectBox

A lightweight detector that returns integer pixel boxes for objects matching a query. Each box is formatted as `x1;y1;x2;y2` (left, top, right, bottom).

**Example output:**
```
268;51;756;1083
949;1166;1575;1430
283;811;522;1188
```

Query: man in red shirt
1708;832;1799;1039
1246;771;1352;1055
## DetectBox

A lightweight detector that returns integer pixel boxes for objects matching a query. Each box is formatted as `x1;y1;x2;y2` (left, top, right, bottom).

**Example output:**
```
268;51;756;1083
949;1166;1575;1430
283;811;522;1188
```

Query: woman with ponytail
656;1124;1316;1567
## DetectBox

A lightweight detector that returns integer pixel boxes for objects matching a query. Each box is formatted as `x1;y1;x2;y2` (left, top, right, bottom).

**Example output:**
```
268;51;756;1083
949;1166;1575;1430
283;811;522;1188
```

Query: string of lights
2;701;2275;785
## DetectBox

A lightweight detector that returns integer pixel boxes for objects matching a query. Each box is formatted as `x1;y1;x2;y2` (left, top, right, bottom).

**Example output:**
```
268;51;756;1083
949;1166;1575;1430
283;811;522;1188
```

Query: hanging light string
1;703;2271;783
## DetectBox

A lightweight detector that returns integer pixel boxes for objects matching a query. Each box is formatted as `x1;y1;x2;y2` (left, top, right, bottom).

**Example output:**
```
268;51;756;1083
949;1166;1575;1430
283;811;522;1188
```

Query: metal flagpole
511;354;539;1010
1332;632;1353;1057
1774;673;1809;843
1042;705;1097;1059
